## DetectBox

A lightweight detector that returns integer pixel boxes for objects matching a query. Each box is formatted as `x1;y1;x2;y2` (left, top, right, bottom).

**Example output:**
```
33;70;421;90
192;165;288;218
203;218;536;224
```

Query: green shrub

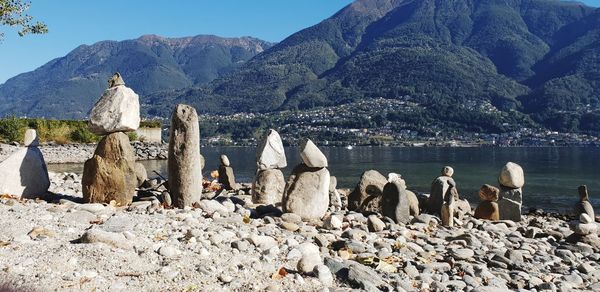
70;127;98;143
127;132;138;141
0;116;25;143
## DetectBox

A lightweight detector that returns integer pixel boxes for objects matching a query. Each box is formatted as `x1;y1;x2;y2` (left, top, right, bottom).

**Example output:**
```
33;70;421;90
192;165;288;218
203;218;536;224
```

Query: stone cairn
282;139;330;220
570;185;597;237
168;104;203;208
427;166;455;215
218;154;237;190
440;180;456;227
474;184;500;220
252;129;287;205
497;162;524;221
82;73;142;206
0;129;50;198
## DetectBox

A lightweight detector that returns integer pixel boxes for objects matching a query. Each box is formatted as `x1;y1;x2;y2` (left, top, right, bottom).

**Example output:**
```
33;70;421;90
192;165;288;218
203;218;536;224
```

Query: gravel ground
0;173;599;291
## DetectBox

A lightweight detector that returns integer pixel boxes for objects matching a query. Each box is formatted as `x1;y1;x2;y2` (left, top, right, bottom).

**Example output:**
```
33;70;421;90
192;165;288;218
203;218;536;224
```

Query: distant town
192;98;600;147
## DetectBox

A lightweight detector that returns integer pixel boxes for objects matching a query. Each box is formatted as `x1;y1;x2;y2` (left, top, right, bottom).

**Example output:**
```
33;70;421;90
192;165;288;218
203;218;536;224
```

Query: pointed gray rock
256;129;286;170
0;147;50;198
300;139;328;168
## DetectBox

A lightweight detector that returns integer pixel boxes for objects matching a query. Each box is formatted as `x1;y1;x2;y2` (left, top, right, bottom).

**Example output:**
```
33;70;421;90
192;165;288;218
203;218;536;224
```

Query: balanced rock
348;170;387;212
499;162;525;189
89;73;140;135
256;129;286;170
0;146;50;199
380;181;411;224
475;184;500;220
82;132;137;206
440;182;456;227
252;169;285;204
220;154;230;167
300;139;328;168
218;165;237;190
168;104;203;208
24;129;39;147
442;166;454;177
428;175;455;215
575;185;595;219
479;184;500;201
282;164;330;220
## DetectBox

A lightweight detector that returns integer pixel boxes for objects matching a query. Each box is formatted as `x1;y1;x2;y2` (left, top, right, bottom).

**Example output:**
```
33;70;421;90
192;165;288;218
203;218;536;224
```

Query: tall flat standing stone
89;73;140;135
82;132;137;206
498;186;523;221
168;104;203;208
428;176;454;215
256;129;287;170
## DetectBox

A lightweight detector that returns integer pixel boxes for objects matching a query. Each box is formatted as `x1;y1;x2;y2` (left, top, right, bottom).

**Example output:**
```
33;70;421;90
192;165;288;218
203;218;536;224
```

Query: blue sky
0;0;598;84
0;0;353;83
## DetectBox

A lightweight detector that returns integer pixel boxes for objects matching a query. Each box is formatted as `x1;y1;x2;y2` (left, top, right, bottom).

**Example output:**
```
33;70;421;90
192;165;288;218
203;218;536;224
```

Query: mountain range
1;0;599;134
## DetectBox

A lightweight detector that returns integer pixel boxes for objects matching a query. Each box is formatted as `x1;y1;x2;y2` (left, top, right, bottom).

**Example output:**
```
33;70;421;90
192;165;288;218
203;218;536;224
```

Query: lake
49;146;600;213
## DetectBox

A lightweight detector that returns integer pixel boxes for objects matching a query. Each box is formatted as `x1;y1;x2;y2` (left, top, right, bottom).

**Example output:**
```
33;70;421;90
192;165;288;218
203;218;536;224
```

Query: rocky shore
1;172;599;291
0;142;167;164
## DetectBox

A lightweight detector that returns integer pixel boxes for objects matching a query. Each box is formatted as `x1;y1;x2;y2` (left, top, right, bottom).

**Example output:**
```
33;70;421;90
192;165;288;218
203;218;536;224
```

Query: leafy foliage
0;0;47;40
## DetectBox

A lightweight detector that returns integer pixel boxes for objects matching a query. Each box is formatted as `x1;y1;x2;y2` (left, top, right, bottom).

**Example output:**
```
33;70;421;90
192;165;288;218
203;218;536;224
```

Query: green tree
0;0;47;40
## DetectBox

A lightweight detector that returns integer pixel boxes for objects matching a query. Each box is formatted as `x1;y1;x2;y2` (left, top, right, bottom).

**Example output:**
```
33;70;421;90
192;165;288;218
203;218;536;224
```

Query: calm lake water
49;147;600;213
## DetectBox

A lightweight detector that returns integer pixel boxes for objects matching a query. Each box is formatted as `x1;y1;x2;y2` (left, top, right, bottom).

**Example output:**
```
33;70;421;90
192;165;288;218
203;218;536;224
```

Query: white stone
89;85;140;135
297;242;322;273
256;129;287;170
499;162;525;189
580;213;594;224
323;215;343;230
24;129;39;147
220;154;230;167
0;147;50;198
299;139;328;168
313;264;334;286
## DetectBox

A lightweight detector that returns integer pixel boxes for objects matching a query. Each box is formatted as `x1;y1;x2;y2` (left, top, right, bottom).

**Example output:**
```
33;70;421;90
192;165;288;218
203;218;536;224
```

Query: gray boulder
0;147;50;198
575;185;595;219
168;104;203;208
498;186;523;221
82;132;137;206
218;165;237;190
283;164;330;220
348;170;388;212
380;181;411;224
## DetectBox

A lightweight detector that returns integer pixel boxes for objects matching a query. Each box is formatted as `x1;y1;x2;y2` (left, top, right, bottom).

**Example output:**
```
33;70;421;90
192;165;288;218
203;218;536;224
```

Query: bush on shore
0;117;162;144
